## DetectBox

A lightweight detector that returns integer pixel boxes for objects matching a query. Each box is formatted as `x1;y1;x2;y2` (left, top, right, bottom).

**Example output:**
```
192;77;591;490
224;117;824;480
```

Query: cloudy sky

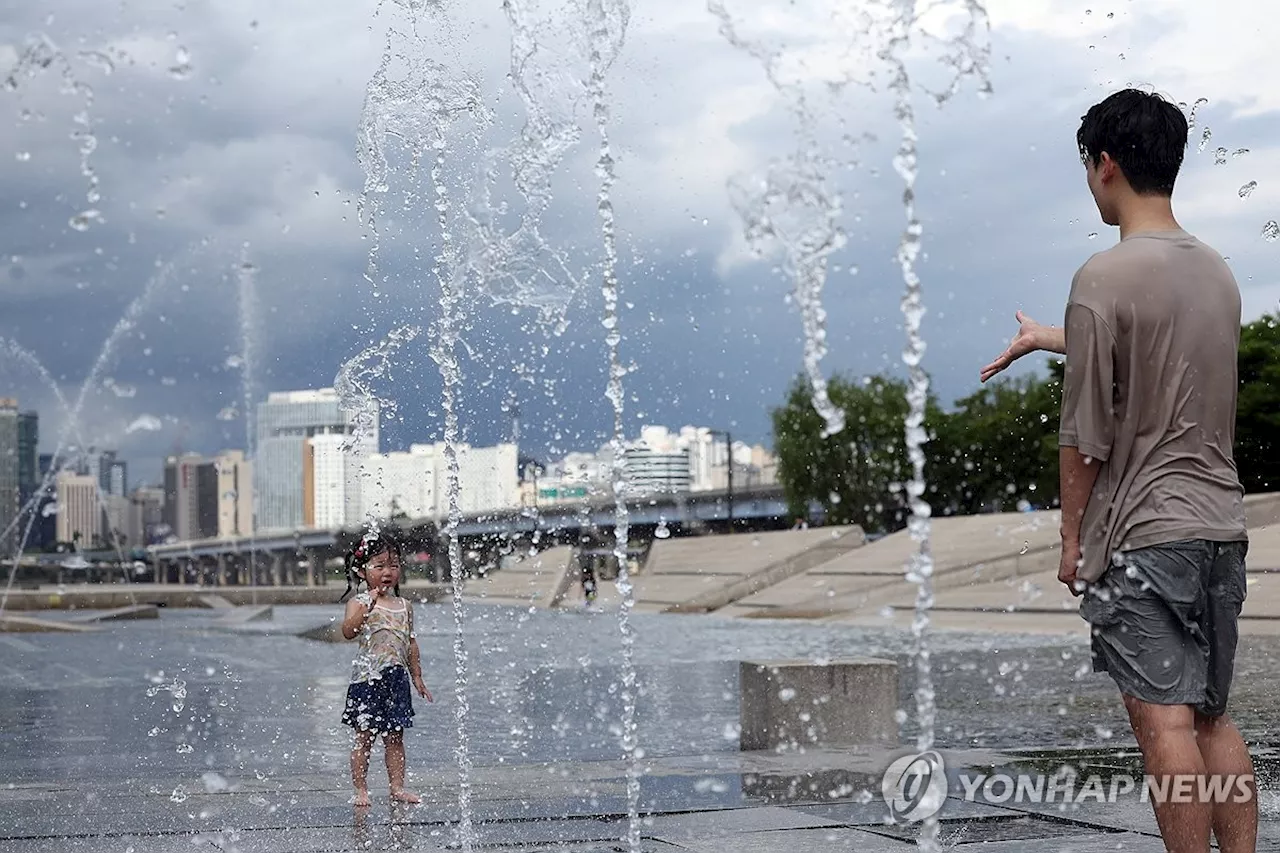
2;0;1277;484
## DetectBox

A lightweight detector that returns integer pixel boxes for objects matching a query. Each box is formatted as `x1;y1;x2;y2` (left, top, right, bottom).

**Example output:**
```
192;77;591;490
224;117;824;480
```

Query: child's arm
341;596;371;640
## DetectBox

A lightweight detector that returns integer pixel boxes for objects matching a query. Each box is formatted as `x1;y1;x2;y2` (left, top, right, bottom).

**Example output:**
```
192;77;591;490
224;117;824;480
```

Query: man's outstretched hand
980;311;1051;383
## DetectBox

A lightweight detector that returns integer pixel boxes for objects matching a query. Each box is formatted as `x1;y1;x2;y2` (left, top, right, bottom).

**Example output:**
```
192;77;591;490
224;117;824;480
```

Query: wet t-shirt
1059;228;1248;583
349;593;415;683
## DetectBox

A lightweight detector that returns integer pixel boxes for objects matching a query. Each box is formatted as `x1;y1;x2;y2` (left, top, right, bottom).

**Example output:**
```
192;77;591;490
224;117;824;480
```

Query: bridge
134;486;800;586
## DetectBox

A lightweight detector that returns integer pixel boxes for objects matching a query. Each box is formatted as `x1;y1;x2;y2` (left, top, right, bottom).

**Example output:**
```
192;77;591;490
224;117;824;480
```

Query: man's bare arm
980;311;1066;383
1059;445;1101;548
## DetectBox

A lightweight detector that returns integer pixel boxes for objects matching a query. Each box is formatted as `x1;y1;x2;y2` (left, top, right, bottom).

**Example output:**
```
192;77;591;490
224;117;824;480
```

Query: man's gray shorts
1079;539;1248;716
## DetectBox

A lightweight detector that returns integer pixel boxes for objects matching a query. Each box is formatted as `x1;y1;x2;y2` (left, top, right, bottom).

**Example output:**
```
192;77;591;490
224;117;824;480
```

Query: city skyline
2;383;777;548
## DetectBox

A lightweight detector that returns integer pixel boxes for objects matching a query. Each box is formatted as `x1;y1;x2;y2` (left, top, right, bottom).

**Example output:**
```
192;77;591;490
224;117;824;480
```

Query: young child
339;526;432;806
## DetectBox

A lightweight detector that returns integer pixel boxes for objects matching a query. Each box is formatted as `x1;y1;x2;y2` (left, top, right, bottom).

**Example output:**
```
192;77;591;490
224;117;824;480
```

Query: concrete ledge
217;605;274;624
740;658;898;751
67;605;159;623
1;583;446;611
196;594;235;609
0;615;103;633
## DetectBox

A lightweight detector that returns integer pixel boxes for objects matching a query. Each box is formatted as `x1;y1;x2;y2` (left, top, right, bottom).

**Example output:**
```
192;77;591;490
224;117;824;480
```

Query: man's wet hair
1077;88;1188;196
339;524;406;602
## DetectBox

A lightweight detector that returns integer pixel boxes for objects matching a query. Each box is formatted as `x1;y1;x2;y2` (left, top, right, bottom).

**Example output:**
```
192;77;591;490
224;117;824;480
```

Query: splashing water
472;0;586;321
579;0;641;847
335;326;421;455
357;9;489;847
1239;181;1258;199
1263;220;1279;243
709;1;855;437
4;33;103;228
880;0;990;850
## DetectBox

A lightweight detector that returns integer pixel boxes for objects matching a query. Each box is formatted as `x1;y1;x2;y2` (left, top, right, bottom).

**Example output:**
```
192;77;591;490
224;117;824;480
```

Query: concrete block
739;658;898;751
67;605;159;623
196;594;235;609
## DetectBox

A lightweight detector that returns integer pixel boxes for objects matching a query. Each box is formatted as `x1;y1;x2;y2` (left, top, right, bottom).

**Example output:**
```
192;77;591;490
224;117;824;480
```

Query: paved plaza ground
4;604;1280;851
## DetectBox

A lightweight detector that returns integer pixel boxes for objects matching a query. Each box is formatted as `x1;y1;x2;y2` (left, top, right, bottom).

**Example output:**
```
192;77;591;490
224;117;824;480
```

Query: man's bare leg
1124;696;1211;853
1195;711;1257;853
350;730;376;807
384;731;420;804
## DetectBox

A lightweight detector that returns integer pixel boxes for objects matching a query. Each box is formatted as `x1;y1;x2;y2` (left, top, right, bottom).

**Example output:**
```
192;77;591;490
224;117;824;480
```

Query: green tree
933;359;1063;515
771;374;946;534
1237;314;1280;493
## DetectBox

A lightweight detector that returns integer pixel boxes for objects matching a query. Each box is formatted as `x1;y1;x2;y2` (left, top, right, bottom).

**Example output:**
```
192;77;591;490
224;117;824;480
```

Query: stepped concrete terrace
634;526;864;614
460;545;578;609
723;492;1280;636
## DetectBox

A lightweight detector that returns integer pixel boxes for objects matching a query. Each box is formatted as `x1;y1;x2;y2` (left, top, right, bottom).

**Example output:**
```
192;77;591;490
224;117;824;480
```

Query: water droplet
1019;541;1030;555
125;415;163;434
176;743;193;754
1263;221;1279;243
216;406;238;421
1039;413;1049;423
1239;181;1257;198
68;209;103;231
169;47;193;80
653;521;670;540
1214;147;1229;166
14;151;30;162
778;687;797;702
169;786;188;803
1198;127;1212;153
1087;232;1098;240
1233;148;1249;159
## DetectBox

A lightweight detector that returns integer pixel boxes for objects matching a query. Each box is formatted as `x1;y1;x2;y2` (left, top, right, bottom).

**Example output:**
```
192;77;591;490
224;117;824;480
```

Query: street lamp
705;429;734;528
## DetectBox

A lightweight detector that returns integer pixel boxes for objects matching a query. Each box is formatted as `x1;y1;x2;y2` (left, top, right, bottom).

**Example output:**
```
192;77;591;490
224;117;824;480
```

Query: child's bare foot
353;789;372;807
389;789;421;804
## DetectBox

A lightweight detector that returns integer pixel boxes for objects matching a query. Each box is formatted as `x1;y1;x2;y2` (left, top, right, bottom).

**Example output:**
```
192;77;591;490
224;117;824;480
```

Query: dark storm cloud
2;0;1278;484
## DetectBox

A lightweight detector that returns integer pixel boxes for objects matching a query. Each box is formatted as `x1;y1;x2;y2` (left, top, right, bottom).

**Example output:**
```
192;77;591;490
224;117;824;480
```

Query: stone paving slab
665;827;913;852
644;804;840;841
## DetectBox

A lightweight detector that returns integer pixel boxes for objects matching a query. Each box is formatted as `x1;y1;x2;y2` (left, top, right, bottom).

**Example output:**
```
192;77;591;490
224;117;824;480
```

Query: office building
128;485;166;546
17;410;37;508
622;426;692;495
255;389;377;532
0;400;19;552
163;454;218;541
361;444;437;520
214;450;253;538
303;433;364;529
359;441;519;520
56;472;101;545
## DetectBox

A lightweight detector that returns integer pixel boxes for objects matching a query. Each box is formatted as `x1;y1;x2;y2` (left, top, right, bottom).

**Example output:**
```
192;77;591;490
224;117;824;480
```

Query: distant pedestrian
982;88;1255;853
339;526;433;807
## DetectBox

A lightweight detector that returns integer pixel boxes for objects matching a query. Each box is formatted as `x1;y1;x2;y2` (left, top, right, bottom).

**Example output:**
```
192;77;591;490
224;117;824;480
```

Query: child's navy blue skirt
341;665;415;733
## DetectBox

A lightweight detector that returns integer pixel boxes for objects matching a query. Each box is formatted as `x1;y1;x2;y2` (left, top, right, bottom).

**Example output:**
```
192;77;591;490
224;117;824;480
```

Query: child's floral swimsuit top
350;592;415;683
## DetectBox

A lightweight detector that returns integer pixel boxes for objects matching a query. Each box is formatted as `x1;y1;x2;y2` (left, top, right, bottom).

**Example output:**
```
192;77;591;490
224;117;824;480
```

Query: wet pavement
4;604;1280;850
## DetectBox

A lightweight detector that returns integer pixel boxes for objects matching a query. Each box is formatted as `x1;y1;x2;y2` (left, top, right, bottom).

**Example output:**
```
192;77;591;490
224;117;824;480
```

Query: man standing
981;88;1255;853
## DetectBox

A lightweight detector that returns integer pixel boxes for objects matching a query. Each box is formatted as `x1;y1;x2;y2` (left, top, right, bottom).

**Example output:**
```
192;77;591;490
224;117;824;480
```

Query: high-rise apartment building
256;388;377;532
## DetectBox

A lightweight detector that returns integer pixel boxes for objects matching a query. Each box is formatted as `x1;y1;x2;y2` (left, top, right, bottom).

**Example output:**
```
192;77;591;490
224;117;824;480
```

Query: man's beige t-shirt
1059;228;1247;583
